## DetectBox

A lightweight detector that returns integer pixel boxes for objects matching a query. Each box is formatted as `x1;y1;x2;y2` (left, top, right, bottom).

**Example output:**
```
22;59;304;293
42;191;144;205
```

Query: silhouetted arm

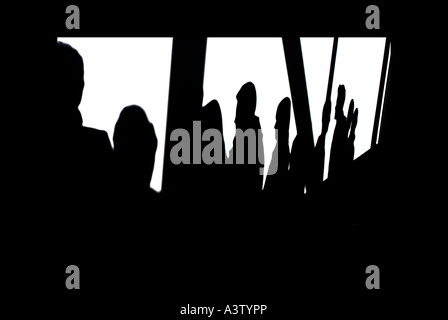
347;107;358;162
312;99;331;187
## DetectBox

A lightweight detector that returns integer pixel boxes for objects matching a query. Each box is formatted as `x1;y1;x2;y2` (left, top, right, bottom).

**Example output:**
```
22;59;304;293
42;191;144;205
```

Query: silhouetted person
56;41;113;236
198;99;228;197
329;85;358;180
264;97;291;195
228;82;264;195
113;105;158;211
109;105;161;291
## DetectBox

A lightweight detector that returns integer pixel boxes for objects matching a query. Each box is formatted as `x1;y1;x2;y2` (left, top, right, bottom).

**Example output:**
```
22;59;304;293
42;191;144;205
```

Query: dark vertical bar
371;37;391;148
282;37;314;149
378;41;392;146
162;37;207;193
326;37;338;103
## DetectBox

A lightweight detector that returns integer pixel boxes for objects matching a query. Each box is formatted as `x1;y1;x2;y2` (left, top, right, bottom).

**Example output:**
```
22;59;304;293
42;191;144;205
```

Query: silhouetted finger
347;99;355;130
349;108;359;142
335;85;345;120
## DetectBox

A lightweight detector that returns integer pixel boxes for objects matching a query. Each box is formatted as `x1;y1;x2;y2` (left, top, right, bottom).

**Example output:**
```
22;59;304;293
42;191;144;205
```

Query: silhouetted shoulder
81;126;109;139
79;126;112;153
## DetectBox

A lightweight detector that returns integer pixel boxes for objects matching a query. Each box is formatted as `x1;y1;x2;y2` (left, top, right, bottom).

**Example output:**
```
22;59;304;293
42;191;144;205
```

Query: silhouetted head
57;42;85;121
113;105;158;189
274;97;291;141
202;99;223;133
274;97;291;130
235;82;257;127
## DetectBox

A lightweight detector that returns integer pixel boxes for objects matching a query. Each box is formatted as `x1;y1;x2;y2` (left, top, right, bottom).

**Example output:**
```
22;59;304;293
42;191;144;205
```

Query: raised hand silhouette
329;85;359;180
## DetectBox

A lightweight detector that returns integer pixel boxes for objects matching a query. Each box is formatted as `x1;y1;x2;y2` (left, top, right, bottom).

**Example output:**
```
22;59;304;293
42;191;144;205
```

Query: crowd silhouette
57;40;372;305
56;38;363;237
